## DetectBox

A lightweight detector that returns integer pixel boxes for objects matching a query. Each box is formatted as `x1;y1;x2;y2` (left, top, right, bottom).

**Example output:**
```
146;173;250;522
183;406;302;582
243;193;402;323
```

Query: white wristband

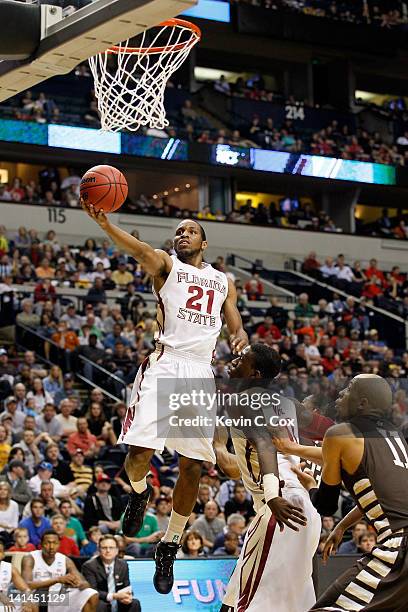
263;473;280;502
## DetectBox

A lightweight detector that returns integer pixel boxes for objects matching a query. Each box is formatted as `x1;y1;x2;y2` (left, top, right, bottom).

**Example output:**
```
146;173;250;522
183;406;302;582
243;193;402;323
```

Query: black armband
309;481;341;516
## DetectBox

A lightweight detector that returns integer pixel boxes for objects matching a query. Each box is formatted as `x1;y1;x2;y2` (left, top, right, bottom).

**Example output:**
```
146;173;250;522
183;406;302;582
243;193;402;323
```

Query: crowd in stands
4;80;408;169
0;224;407;563
301;251;408;317
1;165;408;243
210;74;408;166
235;0;408;28
15;91;61;125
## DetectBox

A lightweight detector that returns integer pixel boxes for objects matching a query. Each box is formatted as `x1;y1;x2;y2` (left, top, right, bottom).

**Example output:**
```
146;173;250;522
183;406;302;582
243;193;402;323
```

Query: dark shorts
311;533;408;612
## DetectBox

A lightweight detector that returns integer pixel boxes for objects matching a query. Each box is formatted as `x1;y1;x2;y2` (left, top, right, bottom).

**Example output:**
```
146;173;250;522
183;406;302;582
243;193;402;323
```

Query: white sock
130;477;147;494
162;510;189;544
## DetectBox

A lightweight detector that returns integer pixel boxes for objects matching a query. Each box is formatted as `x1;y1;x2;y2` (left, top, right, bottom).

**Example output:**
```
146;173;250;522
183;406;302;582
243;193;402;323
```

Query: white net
88;19;200;132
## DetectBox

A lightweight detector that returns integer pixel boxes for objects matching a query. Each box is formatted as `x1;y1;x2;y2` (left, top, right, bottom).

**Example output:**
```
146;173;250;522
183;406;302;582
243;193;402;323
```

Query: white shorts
48;587;98;612
119;347;216;463
223;485;321;612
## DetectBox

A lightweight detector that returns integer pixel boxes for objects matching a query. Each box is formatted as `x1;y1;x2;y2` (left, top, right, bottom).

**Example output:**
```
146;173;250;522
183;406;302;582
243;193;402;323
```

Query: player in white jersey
214;344;332;612
83;204;247;594
0;539;32;612
21;530;98;612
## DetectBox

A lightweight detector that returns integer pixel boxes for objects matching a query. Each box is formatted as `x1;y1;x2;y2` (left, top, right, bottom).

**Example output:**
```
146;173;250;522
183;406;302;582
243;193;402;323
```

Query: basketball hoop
88;18;201;132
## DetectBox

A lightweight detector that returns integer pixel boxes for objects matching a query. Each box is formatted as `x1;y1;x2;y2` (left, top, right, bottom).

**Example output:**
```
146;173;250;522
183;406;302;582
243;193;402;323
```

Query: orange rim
106;18;201;55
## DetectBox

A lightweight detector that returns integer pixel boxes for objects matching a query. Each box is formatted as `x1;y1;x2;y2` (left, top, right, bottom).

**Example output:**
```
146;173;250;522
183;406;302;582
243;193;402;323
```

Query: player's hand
291;464;317;491
81;198;110;230
61;574;81;587
267;496;307;532
0;592;14;608
213;424;229;448
229;333;248;355
322;526;344;565
271;435;299;455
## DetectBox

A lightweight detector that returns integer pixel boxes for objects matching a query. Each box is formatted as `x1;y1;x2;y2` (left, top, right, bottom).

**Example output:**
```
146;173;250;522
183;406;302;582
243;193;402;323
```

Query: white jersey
154;255;228;362
230;395;301;511
31;550;66;593
0;561;11;592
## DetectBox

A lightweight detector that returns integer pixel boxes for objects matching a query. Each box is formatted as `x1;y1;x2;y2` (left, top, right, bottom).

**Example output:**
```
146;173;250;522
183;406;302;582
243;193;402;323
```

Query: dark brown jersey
341;415;408;542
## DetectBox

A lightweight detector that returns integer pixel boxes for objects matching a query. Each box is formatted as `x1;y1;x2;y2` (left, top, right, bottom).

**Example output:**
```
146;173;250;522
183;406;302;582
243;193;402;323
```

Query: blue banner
128;558;236;611
212;144;396;185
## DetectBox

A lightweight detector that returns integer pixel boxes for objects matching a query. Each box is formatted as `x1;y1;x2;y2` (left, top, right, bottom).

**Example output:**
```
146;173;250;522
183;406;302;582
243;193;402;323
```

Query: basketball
80;165;128;213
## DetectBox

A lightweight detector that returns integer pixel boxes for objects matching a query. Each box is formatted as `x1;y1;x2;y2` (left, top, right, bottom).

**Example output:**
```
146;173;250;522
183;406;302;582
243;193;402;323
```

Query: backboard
0;0;198;102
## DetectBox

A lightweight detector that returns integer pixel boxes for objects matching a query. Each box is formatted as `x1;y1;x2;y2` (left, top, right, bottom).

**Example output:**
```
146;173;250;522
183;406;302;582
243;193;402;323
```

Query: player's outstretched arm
82;200;172;277
223;279;248;354
271;436;324;466
322;506;364;564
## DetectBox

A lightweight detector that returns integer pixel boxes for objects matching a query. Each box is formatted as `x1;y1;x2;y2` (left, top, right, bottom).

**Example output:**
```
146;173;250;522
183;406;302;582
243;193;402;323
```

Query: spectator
51;513;80;556
177;530;205;559
112;260;134;288
19;498;51;547
12;429;42;475
244;274;264;301
224;484;255;523
29;462;70;499
154;496;171;532
54;374;80;407
42;365;63;398
320;257;338;279
67;417;98;459
103;324;130;351
86;277;107;306
357;532;377;554
70;448;93;493
256;316;282;340
59;499;88;548
212;513;246;552
36;403;63;443
0;425;10;471
191;501;225;551
26;378;53;414
61;304;82;333
0;459;32;513
110;402;127;440
35;257;55;279
44;442;74;485
338;522;367;554
214;75;231;95
51;320;80;354
80;526;101;557
0;481;19;534
365;258;385;285
82;534;141;612
55;398;78;438
8;526;35;552
16;299;41;328
294;293;314;320
83;474;123;532
0;396;25;432
213;530;240;557
302;251;321;274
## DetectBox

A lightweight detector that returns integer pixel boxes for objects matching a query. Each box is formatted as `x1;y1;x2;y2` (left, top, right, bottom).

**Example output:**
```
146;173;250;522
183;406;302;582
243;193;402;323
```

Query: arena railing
15;322;124;403
76;354;126;403
227;253;296;304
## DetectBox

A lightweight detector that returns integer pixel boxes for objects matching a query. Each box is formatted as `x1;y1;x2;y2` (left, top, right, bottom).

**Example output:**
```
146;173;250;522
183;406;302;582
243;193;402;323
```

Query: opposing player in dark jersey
294;373;408;612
